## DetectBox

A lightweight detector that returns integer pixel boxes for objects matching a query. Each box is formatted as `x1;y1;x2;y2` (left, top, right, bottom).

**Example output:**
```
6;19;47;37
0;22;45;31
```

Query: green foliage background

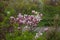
0;0;60;40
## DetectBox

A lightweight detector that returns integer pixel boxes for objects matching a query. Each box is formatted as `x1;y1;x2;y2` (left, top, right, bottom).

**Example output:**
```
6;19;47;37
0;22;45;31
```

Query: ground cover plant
0;0;60;40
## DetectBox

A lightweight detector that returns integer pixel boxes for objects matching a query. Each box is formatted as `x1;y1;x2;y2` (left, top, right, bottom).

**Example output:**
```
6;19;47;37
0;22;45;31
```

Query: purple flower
10;11;43;29
18;13;23;18
19;20;25;24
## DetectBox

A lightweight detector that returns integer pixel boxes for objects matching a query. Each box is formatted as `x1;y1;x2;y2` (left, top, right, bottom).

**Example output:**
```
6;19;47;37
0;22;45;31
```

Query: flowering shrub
10;10;43;31
8;11;44;40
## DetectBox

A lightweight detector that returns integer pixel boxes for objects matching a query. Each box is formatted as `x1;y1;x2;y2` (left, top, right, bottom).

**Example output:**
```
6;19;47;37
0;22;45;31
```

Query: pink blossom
26;21;32;25
19;19;26;24
16;18;19;21
32;10;35;14
39;13;43;17
18;13;23;18
10;11;43;28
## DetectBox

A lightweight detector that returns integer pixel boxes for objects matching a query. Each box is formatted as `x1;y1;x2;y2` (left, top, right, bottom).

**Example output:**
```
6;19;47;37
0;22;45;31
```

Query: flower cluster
10;10;43;30
16;10;43;27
